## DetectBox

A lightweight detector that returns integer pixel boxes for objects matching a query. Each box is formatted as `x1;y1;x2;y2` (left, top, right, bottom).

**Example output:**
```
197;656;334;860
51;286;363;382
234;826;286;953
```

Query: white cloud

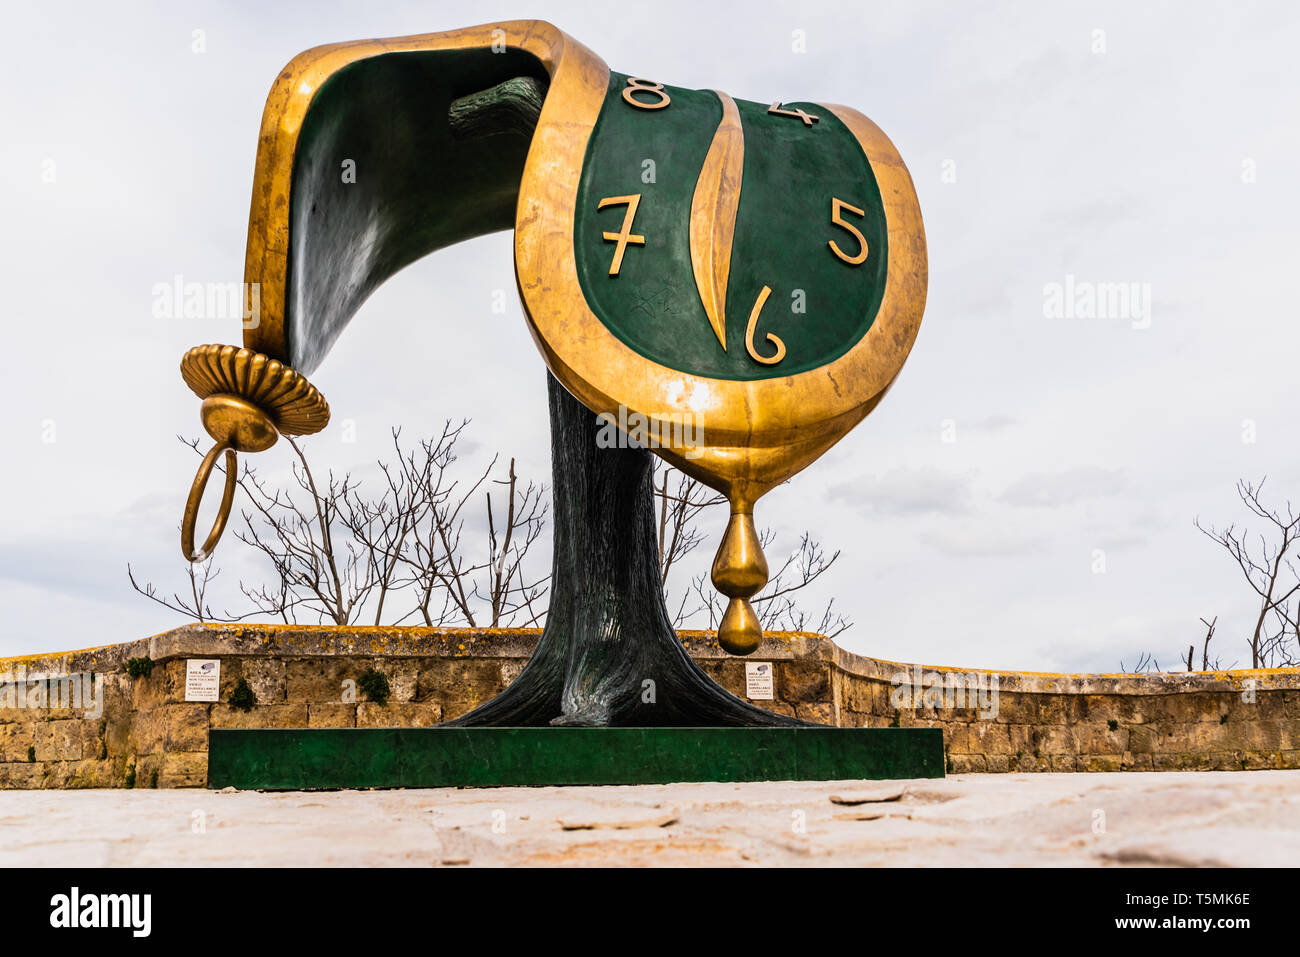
2;0;1299;674
999;466;1127;508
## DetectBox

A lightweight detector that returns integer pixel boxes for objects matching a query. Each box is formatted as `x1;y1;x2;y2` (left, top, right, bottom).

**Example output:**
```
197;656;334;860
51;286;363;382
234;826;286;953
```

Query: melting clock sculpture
176;21;926;726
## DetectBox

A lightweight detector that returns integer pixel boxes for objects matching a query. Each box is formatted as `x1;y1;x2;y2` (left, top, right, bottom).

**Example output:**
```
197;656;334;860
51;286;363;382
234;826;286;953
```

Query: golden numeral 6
745;285;786;365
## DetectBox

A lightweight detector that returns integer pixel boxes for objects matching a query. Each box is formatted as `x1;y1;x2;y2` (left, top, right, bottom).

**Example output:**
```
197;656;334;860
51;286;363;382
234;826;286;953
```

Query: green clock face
573;71;889;381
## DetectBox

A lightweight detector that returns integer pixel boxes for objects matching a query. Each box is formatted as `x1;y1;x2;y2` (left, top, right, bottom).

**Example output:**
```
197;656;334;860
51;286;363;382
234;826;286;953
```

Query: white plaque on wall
184;659;221;702
745;661;774;700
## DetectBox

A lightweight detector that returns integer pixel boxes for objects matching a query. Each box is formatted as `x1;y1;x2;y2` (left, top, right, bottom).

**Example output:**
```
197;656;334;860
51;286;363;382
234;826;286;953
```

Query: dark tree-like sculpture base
445;375;807;728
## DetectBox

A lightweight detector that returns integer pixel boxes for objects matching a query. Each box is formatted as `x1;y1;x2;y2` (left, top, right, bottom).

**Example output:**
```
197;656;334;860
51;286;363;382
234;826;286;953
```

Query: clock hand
689;90;744;352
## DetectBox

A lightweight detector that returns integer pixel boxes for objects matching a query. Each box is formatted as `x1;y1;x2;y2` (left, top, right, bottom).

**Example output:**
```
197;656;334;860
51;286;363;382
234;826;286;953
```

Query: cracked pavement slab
2;770;1297;867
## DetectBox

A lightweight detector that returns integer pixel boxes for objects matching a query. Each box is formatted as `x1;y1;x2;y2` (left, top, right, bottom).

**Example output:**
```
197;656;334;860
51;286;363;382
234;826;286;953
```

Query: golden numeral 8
622;77;671;110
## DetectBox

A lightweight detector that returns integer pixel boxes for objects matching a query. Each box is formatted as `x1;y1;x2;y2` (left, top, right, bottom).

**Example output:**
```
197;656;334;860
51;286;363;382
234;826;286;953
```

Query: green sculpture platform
206;727;944;789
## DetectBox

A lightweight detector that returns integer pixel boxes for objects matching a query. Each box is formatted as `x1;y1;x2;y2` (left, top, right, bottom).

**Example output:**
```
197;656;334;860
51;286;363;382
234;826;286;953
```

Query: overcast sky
3;0;1298;672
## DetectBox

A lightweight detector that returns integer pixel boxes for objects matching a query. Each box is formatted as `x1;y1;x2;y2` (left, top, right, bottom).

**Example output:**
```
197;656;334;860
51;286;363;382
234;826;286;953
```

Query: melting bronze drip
710;499;769;655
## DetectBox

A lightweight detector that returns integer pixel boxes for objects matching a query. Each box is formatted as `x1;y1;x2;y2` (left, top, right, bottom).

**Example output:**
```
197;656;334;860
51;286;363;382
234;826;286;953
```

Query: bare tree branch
130;424;549;629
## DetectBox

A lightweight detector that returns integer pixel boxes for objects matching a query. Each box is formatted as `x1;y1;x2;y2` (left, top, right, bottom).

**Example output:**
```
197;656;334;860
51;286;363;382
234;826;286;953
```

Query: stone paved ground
2;771;1298;867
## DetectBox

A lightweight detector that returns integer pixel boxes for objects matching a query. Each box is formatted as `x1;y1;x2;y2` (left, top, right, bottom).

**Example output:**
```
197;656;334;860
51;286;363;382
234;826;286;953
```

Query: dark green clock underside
575;72;889;381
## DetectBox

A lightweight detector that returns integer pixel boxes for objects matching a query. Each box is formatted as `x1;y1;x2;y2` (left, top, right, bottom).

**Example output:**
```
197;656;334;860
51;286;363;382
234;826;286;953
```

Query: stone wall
2;624;1297;787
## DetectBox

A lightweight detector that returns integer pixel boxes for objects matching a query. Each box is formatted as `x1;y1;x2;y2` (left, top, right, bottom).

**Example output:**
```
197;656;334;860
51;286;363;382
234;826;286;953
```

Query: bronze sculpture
176;20;927;727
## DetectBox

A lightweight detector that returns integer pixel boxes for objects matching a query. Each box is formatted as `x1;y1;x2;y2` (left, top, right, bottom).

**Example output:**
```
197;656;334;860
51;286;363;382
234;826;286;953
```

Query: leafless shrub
1120;651;1158;674
130;423;548;628
1196;477;1300;668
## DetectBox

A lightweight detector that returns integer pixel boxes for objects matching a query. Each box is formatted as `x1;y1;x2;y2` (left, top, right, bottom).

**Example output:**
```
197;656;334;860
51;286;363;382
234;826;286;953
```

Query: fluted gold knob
178;345;330;561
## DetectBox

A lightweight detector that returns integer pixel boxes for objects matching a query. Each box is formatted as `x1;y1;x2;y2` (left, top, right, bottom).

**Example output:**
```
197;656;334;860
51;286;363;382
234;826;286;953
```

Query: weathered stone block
872;680;898;715
1036;696;1071;725
34;719;85;762
164;704;212;751
1078;754;1119;772
103;711;131;758
950;753;988;773
369;661;418;702
1152;752;1213;771
286;658;355;704
794;702;834;725
1102;696;1150;724
79;717;105;759
128;709;164;756
1011;752;1052;772
417;659;505;718
779;661;829;702
158;751;208;788
1127;724;1160;754
71;758;118;788
1051;753;1080;771
841;677;874;714
308;702;356;728
0;763;43;788
755;700;797;718
1241;750;1279;771
1037;725;1075;755
1074;724;1128;755
1165;692;1232;724
696;660;745;699
241;659;287;704
994;693;1054;724
1007;724;1041;756
356;701;442;728
961;721;1012;755
1209;751;1244;771
210;703;308;729
0;723;35;762
130;660;181;711
1195;718;1281;753
500;659;526;687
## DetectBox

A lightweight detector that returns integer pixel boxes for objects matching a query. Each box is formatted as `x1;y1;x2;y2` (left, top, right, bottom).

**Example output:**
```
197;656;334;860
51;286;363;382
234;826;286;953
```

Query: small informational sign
745;661;774;700
185;659;221;702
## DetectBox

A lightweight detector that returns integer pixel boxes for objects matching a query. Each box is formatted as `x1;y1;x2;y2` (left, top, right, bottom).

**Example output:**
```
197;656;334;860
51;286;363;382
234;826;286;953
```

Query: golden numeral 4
768;102;819;126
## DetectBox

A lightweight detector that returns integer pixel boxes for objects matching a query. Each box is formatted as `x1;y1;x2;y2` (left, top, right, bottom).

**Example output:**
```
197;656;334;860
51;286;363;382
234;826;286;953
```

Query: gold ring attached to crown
178;344;330;561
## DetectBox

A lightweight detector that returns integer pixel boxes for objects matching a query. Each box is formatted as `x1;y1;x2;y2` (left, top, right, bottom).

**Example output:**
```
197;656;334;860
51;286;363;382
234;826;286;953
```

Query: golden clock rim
513;55;929;460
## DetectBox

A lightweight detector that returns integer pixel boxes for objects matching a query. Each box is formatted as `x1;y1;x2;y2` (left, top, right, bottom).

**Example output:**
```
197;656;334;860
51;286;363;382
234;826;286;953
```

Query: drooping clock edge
238;19;598;375
516;91;928;506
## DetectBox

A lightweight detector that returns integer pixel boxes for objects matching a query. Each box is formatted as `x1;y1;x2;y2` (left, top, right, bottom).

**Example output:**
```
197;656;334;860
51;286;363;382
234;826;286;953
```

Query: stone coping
4;623;1297;696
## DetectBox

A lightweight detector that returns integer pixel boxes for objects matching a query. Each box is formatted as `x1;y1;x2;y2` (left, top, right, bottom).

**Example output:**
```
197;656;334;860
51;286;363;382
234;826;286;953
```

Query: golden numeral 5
623;77;671;110
828;198;868;266
745;285;786;365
